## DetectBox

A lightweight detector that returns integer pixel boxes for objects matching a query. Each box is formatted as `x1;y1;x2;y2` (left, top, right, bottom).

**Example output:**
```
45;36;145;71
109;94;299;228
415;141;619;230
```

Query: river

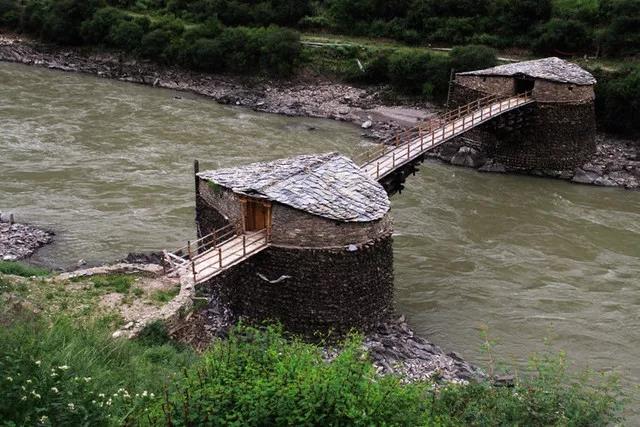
2;62;639;419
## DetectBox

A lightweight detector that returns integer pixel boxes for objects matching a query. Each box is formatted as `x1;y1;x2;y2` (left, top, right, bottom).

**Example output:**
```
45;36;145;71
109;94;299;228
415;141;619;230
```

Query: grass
89;274;135;294
150;287;179;305
0;260;49;277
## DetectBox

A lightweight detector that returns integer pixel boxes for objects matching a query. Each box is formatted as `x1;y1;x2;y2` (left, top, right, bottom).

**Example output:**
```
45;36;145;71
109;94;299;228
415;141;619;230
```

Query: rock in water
572;167;600;185
451;146;485;168
361;120;373;129
0;220;54;260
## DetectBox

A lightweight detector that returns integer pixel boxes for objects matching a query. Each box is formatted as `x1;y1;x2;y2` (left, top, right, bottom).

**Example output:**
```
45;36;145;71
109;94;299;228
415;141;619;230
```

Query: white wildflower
83;377;92;382
35;360;41;366
21;396;27;401
26;379;32;384
51;387;59;393
6;377;13;382
58;365;69;371
141;390;148;397
149;393;155;399
67;403;75;411
39;415;48;423
98;393;105;398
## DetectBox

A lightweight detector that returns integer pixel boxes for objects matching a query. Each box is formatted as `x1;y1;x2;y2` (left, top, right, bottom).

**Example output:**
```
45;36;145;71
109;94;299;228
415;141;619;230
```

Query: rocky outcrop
0;215;54;261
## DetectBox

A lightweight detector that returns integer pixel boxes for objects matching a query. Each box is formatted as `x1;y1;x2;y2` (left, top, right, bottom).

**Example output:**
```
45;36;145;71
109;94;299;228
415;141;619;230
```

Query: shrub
595;66;640;135
187;37;225;72
0;261;49;277
533;18;593;55
108;19;145;51
256;26;301;77
139;28;171;60
80;6;127;44
144;326;431;425
449;44;498;73
388;49;450;98
0;313;196;426
88;274;135;293
40;0;101;45
0;0;20;28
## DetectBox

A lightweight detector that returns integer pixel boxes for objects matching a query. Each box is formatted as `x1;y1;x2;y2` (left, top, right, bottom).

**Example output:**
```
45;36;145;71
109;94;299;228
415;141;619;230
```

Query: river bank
1;33;639;190
0;214;53;261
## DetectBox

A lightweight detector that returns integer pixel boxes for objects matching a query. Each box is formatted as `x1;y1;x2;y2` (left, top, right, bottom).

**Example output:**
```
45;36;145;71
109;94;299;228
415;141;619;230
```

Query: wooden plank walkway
360;93;534;180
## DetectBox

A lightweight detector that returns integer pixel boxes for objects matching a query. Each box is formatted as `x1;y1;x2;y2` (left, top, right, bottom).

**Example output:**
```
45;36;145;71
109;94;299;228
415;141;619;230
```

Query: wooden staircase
356;92;534;180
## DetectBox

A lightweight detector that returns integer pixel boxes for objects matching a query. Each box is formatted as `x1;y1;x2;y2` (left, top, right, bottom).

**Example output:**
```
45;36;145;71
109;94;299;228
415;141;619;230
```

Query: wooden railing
192;228;270;284
163;224;271;284
357;91;534;180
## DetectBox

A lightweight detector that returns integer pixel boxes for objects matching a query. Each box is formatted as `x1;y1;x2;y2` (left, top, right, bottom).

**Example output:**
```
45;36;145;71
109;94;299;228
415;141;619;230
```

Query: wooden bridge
163;92;534;284
355;92;534;183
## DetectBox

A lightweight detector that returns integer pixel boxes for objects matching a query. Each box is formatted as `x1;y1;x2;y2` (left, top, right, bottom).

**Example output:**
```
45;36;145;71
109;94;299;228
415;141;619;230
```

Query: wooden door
244;200;270;231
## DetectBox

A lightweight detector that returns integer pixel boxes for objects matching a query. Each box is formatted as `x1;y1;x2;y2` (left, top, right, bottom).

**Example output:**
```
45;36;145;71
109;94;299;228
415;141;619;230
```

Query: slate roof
198;153;390;222
458;57;596;85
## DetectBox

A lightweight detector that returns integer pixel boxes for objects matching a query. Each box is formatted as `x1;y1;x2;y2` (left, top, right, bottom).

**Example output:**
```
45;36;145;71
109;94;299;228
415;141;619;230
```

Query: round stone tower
195;152;394;336
451;57;596;170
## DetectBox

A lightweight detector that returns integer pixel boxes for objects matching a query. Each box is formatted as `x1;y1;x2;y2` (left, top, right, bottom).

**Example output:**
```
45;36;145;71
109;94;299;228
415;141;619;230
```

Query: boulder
572;168;600;185
478;160;507;173
450;146;485;168
361;120;372;129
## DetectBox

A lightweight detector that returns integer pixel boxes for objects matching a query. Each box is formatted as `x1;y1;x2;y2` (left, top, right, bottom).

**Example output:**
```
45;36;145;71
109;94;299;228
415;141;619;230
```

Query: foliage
388;49;450;98
144;325;433;425
0;261;49;277
0;312;195;426
88;274;136;293
533;18;593;55
449;45;498;73
595;66;640;135
0;0;20;27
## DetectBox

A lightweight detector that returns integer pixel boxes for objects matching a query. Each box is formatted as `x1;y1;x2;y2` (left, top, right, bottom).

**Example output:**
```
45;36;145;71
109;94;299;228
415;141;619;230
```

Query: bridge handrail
355;91;532;168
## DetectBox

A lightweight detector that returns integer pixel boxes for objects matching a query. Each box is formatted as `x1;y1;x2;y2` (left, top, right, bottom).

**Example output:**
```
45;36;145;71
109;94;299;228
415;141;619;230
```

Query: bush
449;44;498;73
0;0;20;28
108;19;145;51
595;66;640;135
187;37;225;72
255;26;301;77
41;0;101;45
139;28;171;60
0;261;49;277
80;7;127;44
0;313;195;426
388;49;450;98
533;18;593;55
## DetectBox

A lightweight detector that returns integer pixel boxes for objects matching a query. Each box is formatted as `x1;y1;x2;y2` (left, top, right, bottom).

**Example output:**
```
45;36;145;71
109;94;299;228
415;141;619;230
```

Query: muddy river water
2;62;639;419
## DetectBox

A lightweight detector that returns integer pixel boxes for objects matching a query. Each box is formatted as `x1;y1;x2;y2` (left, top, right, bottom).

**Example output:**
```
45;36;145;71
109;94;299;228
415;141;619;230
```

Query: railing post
218;248;222;268
243;235;246;256
407;142;410;159
376;162;380;178
392;151;396;168
420;128;424;151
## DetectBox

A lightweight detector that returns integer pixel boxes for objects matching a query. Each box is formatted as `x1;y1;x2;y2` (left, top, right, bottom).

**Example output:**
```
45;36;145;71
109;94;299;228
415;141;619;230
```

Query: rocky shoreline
0;213;54;261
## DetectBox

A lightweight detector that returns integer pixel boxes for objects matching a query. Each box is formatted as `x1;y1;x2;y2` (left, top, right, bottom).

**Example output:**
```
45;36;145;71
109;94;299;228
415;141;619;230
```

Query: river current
2;62;639;419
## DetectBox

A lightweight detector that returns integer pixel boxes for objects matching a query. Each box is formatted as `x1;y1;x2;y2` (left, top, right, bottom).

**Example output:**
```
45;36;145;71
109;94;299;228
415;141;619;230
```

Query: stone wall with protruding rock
203;235;394;337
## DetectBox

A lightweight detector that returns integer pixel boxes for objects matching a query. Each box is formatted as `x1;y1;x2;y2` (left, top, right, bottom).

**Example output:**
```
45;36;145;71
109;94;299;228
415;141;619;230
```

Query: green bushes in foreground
0;317;626;425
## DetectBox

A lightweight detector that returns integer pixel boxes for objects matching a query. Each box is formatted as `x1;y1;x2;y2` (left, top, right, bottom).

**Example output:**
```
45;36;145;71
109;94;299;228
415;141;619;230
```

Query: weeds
89;274;135;293
0;260;49;277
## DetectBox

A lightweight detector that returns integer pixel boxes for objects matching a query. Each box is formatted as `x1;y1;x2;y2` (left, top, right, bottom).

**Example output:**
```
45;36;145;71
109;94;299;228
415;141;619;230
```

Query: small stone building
451;57;597;170
195;152;394;336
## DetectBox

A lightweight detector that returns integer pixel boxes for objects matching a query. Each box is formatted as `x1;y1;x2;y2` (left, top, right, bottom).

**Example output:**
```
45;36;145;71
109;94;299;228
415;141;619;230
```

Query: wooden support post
392;151;396;168
407;142;410;159
420;128;424;151
243;235;246;256
376;162;380;178
213;229;217;248
218;248;222;268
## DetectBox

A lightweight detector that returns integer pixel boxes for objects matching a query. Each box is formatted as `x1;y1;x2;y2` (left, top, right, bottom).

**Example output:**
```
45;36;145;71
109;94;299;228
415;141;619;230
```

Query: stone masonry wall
270;204;393;247
196;179;243;237
450;80;596;170
206;235;395;336
454;75;515;97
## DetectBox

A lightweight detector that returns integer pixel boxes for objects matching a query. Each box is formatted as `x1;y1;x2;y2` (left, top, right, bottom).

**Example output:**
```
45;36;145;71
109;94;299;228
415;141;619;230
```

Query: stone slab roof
198;153;390;222
458;57;596;85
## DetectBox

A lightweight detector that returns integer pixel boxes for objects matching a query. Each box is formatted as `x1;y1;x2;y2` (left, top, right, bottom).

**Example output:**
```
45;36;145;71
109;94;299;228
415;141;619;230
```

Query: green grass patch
89;274;135;294
150;287;180;305
0;261;49;277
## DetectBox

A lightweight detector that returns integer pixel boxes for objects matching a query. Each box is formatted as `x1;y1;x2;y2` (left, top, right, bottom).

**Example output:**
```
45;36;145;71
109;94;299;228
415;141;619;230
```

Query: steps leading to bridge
360;93;534;181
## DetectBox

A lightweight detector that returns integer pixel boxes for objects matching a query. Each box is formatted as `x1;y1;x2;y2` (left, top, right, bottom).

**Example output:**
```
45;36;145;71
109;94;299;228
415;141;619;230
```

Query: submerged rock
451;146;486;168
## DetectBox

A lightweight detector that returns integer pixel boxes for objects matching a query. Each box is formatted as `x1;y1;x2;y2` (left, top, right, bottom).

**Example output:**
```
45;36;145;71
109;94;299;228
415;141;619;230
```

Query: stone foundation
450;81;596;170
203;235;394;337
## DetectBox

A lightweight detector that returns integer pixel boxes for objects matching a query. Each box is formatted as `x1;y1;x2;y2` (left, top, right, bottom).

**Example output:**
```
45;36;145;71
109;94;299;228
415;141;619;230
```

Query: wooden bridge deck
360;93;534;180
164;228;269;285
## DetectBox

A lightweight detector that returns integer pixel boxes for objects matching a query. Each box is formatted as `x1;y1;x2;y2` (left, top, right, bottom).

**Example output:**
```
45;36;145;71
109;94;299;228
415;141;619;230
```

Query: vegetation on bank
0;267;627;425
1;0;639;135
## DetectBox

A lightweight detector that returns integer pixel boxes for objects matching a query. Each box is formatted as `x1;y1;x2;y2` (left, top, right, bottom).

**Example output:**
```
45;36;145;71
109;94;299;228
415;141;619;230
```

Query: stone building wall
205;235;394;336
450;78;596;170
270;204;392;247
196;177;393;247
454;75;515;96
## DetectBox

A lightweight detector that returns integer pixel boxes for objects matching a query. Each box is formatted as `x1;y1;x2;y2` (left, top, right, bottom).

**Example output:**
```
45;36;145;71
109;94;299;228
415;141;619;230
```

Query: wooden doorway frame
240;197;272;233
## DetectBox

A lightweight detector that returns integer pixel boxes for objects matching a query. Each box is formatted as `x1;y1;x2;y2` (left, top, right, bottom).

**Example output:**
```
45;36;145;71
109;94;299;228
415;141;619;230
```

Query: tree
449;45;497;73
